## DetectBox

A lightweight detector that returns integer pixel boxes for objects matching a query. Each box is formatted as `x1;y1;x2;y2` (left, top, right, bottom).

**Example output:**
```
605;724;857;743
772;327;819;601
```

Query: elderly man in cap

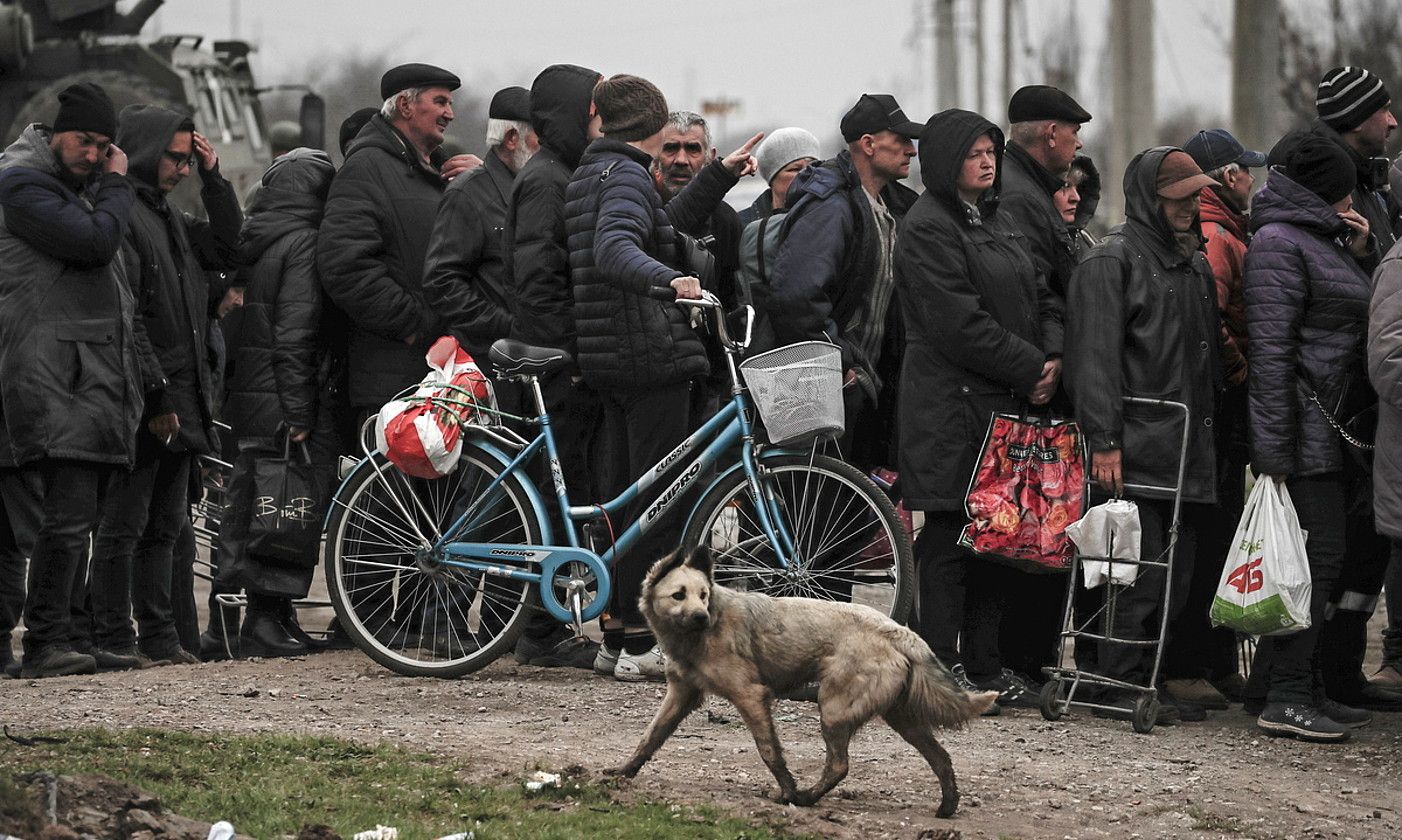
423;86;539;367
0;82;140;678
318;62;468;418
1002;84;1090;302
766;93;920;471
1064;147;1223;723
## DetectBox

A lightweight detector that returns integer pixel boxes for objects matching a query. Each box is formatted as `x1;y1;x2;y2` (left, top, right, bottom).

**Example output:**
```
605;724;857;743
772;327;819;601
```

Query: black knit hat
53;82;117;139
338;106;378;157
489;86;532;121
1287;135;1357;204
1317;66;1392;132
593;74;668;142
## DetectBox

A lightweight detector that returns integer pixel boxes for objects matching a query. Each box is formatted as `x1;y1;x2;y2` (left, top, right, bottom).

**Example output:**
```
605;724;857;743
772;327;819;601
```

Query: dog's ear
685;544;714;581
645;549;689;590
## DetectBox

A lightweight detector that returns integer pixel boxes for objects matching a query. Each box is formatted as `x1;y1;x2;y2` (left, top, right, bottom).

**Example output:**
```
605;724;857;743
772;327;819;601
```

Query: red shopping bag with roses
958;413;1086;572
375;336;496;479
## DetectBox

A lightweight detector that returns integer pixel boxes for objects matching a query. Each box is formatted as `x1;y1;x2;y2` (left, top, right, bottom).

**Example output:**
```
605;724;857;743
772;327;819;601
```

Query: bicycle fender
678;447;809;540
442;543;611;623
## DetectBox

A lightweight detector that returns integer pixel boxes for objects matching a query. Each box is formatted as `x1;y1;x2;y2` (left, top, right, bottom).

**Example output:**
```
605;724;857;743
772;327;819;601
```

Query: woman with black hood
894;108;1063;712
203;148;349;659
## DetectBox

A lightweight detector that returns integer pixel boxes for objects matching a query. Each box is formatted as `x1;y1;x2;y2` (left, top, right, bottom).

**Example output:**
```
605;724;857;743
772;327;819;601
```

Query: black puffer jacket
1001;141;1078;301
117;105;242;456
1065;146;1220;504
1244;167;1374;478
0;124;141;467
565;138;708;389
224;149;347;442
317;114;445;407
895;109;1059;511
503;63;598;356
422;150;516;363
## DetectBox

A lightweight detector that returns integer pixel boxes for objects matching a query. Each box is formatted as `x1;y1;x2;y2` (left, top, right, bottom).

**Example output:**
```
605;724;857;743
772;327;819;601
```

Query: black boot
279;600;329;651
199;595;242;661
239;595;308;658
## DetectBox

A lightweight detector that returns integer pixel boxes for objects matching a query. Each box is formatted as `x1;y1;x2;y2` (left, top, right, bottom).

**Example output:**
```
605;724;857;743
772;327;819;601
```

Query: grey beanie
756;127;821;184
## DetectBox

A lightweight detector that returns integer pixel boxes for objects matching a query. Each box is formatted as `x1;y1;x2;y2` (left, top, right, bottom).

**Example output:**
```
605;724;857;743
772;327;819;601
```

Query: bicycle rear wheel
324;446;543;678
680;452;914;622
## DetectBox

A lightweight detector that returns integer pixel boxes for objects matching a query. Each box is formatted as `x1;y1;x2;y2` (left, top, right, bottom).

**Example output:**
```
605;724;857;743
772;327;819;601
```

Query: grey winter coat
1370;240;1402;538
0;124;141;467
1245;167;1375;479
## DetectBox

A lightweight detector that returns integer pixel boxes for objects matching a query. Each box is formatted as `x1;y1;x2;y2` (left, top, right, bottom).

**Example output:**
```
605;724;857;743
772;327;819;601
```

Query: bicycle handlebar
663;289;753;353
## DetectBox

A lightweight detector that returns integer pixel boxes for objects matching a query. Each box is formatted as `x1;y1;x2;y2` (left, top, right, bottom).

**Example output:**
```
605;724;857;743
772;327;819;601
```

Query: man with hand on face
0;82;140;678
1064;148;1222;723
89;102;242;667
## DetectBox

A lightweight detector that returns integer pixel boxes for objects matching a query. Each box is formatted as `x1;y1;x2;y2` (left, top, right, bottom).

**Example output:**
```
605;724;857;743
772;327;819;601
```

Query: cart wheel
1039;679;1063;721
1132;696;1159;734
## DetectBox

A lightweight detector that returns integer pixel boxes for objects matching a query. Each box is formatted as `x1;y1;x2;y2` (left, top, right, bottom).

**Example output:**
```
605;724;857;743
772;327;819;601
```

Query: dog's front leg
608;678;704;778
729;688;800;804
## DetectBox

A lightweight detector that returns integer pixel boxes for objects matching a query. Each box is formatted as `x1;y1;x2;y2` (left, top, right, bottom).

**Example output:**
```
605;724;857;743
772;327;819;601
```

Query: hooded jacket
565;137;709;389
894;109;1059;511
1069;155;1102;261
1065;146;1220;504
0;123;141;467
1198;186;1251;386
1370;240;1402;538
503;64;599;357
766;149;918;396
422;149;516;365
317;114;449;407
1001;140;1079;301
117;105;242;456
224;149;347;441
1245;167;1375;479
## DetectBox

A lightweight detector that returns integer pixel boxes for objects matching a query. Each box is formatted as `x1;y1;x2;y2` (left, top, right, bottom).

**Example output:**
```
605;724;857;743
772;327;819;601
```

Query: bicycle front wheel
324;446;543;678
680;452;914;622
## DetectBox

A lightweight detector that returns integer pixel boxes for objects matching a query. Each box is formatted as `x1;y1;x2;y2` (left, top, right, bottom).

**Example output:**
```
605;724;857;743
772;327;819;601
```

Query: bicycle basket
738;341;844;445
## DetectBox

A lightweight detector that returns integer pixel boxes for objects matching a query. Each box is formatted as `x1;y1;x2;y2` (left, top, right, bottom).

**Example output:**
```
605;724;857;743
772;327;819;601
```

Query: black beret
488;86;532;121
1007;85;1092;124
379;63;461;100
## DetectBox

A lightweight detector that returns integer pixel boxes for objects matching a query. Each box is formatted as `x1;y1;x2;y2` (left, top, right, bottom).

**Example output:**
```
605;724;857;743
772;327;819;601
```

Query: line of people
2;60;1400;750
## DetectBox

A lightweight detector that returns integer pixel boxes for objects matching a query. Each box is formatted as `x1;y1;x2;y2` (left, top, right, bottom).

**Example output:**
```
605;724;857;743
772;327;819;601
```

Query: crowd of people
1;58;1400;745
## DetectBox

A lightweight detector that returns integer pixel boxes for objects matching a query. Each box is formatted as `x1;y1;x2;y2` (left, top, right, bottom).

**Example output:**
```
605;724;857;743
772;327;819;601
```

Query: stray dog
609;546;998;817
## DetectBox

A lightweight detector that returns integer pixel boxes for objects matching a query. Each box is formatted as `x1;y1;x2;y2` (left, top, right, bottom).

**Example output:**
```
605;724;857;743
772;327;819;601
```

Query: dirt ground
5;641;1401;840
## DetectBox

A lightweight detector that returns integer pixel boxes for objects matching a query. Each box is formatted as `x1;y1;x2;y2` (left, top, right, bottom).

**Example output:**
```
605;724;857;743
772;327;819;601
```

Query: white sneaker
614;645;667;682
593;644;620;676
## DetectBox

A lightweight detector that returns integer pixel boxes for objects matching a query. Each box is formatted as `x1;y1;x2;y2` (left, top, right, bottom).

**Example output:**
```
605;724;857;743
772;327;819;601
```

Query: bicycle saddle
489;338;573;378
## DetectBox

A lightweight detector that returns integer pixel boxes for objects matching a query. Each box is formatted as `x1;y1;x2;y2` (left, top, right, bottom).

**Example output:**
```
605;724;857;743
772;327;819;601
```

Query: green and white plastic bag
1209;477;1311;636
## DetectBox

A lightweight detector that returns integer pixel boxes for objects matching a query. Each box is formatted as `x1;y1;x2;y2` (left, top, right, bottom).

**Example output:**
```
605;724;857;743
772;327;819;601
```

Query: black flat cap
840;94;923;142
1008;85;1092;124
379;63;461;100
488;86;532;121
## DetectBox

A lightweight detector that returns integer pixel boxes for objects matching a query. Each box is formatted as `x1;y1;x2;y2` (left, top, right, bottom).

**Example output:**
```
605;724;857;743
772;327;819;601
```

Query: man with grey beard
423;86;540;367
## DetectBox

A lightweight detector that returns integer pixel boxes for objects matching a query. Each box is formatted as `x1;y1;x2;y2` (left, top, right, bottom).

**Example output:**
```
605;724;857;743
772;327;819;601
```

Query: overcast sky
149;0;1242;150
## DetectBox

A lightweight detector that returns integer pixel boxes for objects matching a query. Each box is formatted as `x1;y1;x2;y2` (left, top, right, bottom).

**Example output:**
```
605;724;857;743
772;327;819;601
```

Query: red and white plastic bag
375;336;496;479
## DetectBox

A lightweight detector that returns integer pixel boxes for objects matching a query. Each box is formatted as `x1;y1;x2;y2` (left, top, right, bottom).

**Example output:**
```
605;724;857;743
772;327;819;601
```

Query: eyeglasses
162;149;196;170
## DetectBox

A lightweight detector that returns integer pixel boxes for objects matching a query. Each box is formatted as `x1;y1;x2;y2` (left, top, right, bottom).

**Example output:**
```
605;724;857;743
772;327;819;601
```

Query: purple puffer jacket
1244;167;1375;478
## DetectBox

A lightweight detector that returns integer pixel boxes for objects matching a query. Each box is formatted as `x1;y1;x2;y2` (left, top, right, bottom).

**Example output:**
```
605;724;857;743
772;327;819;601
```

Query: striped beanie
1317;66;1392;132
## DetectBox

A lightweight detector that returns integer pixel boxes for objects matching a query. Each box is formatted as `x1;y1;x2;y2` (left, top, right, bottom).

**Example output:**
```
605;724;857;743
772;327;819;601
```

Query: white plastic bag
1066;498;1142;588
1209;477;1312;636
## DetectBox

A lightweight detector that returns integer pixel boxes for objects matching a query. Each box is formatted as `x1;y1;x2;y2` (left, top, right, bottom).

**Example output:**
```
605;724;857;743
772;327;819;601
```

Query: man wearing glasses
87;105;241;667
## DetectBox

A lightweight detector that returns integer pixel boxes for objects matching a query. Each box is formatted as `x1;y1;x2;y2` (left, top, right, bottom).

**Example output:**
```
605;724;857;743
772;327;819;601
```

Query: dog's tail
896;633;999;727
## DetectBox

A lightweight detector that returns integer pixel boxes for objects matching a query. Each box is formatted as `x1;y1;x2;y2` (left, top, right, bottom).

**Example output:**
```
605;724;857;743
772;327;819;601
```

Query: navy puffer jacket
1244;167;1375;478
565;138;708;389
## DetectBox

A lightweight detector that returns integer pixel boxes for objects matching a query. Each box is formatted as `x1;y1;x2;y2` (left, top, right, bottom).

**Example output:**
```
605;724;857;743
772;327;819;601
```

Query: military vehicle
0;0;323;204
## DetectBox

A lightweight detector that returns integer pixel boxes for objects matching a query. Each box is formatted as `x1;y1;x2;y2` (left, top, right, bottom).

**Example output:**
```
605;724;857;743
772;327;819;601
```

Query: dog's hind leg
609;679;704;778
884;708;960;818
790;712;858;806
729;688;800;804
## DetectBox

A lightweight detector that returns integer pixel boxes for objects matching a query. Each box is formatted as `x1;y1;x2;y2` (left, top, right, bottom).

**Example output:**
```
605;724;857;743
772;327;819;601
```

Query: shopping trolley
1038;397;1191;734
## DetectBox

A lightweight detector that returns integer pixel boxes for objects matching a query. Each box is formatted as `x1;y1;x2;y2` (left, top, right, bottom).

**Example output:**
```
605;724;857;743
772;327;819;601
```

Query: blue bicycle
323;294;914;677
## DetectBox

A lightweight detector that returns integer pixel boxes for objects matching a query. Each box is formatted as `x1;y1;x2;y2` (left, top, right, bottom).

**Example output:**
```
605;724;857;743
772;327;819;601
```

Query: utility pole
934;0;959;110
1232;0;1283;154
1107;0;1154;223
974;0;986;115
1002;0;1014;121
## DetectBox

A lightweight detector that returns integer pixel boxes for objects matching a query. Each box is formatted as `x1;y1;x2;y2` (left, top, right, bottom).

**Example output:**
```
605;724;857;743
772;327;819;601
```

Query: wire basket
739;341;844;445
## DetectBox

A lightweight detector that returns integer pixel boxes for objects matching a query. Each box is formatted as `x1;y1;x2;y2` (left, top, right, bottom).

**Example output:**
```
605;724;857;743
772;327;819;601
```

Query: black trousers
997;571;1065;682
89;440;192;654
0;468;40;662
1385;540;1402;666
913;510;1011;683
597;381;694;629
1316;461;1392;698
5;459;112;657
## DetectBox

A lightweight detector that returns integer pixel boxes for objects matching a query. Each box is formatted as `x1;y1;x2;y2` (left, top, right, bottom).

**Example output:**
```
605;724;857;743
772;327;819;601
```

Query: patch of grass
0;729;807;840
1184;805;1287;840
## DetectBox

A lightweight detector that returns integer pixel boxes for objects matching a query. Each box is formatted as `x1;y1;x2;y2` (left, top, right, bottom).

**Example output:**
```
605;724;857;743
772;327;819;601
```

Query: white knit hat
756;127;821;184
